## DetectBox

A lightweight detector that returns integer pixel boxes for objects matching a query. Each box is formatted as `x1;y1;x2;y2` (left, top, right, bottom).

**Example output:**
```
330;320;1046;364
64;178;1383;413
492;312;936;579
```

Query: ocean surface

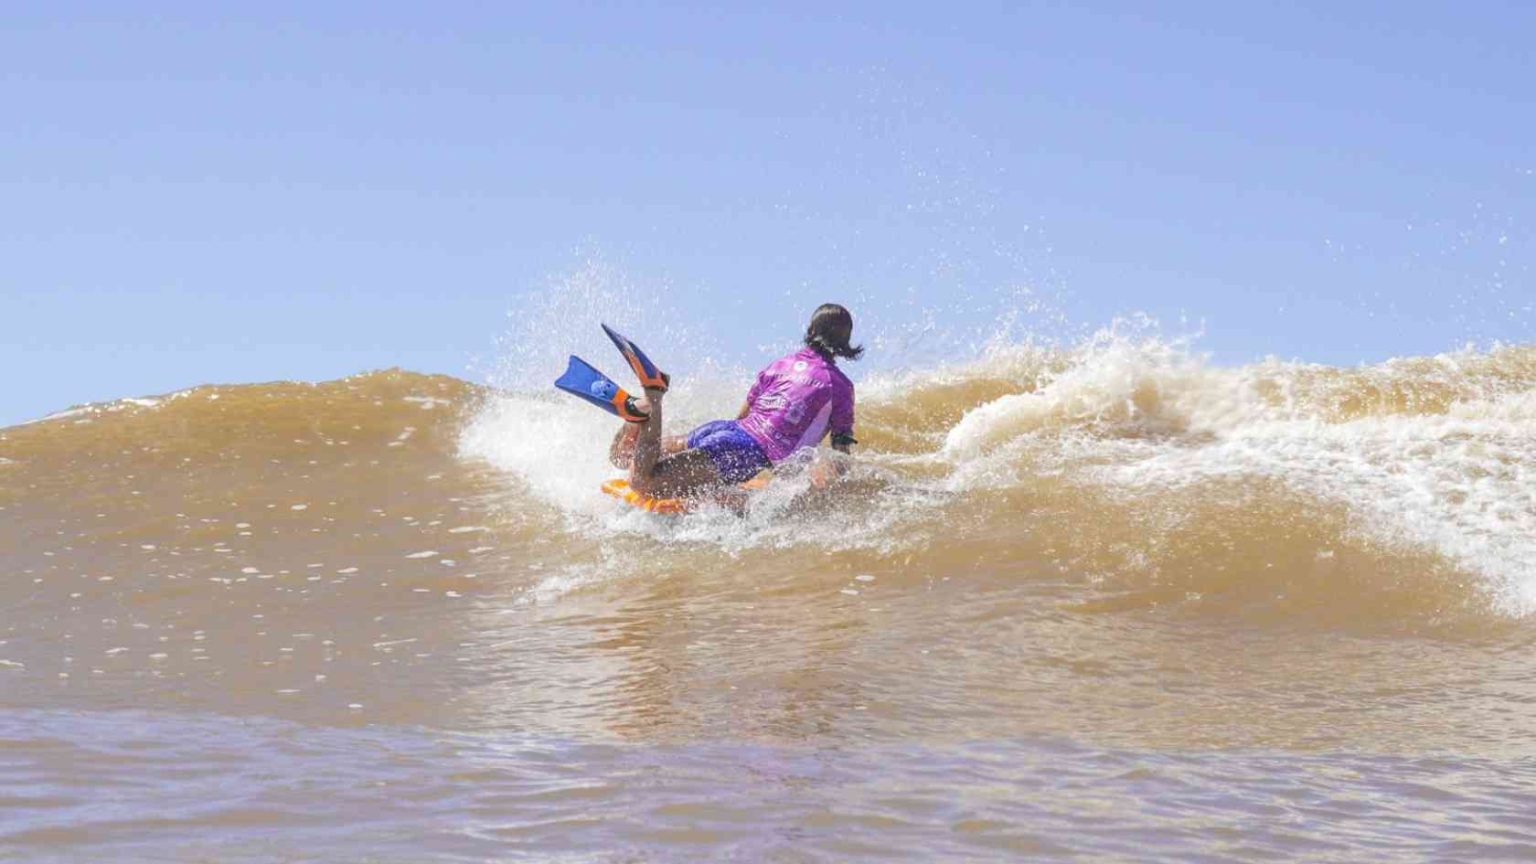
3;332;1536;861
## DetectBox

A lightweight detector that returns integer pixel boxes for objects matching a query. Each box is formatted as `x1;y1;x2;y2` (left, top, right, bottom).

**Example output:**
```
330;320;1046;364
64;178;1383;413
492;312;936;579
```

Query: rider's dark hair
803;303;864;361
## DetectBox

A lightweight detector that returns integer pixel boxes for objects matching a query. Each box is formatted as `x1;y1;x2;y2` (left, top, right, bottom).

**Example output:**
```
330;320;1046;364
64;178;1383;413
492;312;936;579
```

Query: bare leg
628;389;723;498
609;422;641;469
609;422;686;470
629;389;667;483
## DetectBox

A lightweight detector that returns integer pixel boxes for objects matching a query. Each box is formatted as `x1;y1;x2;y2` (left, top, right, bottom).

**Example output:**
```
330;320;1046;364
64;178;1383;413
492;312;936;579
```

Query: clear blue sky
4;2;1532;425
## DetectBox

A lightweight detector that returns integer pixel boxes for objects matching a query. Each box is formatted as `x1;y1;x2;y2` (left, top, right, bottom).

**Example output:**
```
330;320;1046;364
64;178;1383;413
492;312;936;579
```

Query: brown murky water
4;346;1536;861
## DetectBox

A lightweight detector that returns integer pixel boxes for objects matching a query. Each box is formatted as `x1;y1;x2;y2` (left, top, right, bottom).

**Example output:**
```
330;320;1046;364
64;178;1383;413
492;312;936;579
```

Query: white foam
935;333;1536;615
459;393;628;517
461;290;1535;616
942;329;1219;456
16;395;172;428
24;406;94;426
1107;396;1536;614
459;386;934;558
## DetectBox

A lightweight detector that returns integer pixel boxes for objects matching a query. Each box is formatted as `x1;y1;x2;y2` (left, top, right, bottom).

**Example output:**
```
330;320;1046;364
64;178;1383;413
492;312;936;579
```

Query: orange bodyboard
600;478;691;515
600;474;771;515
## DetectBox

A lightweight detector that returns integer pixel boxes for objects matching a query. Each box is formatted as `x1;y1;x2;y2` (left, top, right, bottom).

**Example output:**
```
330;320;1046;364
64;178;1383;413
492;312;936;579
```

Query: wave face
5;332;1536;859
3;340;1535;651
2;339;1533;664
461;331;1536;625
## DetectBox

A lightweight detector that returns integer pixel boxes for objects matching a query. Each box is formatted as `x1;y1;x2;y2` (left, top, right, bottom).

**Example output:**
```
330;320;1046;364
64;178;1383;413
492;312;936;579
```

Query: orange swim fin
601;323;670;392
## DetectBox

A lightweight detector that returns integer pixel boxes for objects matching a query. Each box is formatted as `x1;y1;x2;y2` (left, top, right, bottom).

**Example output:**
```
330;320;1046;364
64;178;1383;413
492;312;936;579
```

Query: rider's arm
819;384;857;482
811;430;855;487
735;400;751;420
829;385;856;455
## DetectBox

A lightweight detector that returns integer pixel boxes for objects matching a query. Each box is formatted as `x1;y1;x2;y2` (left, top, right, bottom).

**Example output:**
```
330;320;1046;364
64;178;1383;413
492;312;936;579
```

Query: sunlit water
4;335;1536;861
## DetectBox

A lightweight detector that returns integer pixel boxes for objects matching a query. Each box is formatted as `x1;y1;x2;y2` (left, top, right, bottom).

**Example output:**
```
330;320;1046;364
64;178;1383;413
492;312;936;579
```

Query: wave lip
924;338;1536;618
4;339;1533;628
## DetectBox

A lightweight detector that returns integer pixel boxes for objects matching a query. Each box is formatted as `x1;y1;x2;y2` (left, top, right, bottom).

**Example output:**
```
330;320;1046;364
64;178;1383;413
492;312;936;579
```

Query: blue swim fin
601;323;669;392
554;355;650;422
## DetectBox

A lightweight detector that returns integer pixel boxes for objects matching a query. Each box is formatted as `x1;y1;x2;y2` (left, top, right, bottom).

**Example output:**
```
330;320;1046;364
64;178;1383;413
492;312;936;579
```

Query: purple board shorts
686;420;772;484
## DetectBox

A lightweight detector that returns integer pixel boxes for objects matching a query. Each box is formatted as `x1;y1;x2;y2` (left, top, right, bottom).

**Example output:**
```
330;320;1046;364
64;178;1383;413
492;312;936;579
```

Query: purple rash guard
736;347;856;463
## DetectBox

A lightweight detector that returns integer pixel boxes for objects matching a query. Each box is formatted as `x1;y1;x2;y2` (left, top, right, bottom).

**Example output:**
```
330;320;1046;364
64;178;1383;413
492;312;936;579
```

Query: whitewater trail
458;321;1536;619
